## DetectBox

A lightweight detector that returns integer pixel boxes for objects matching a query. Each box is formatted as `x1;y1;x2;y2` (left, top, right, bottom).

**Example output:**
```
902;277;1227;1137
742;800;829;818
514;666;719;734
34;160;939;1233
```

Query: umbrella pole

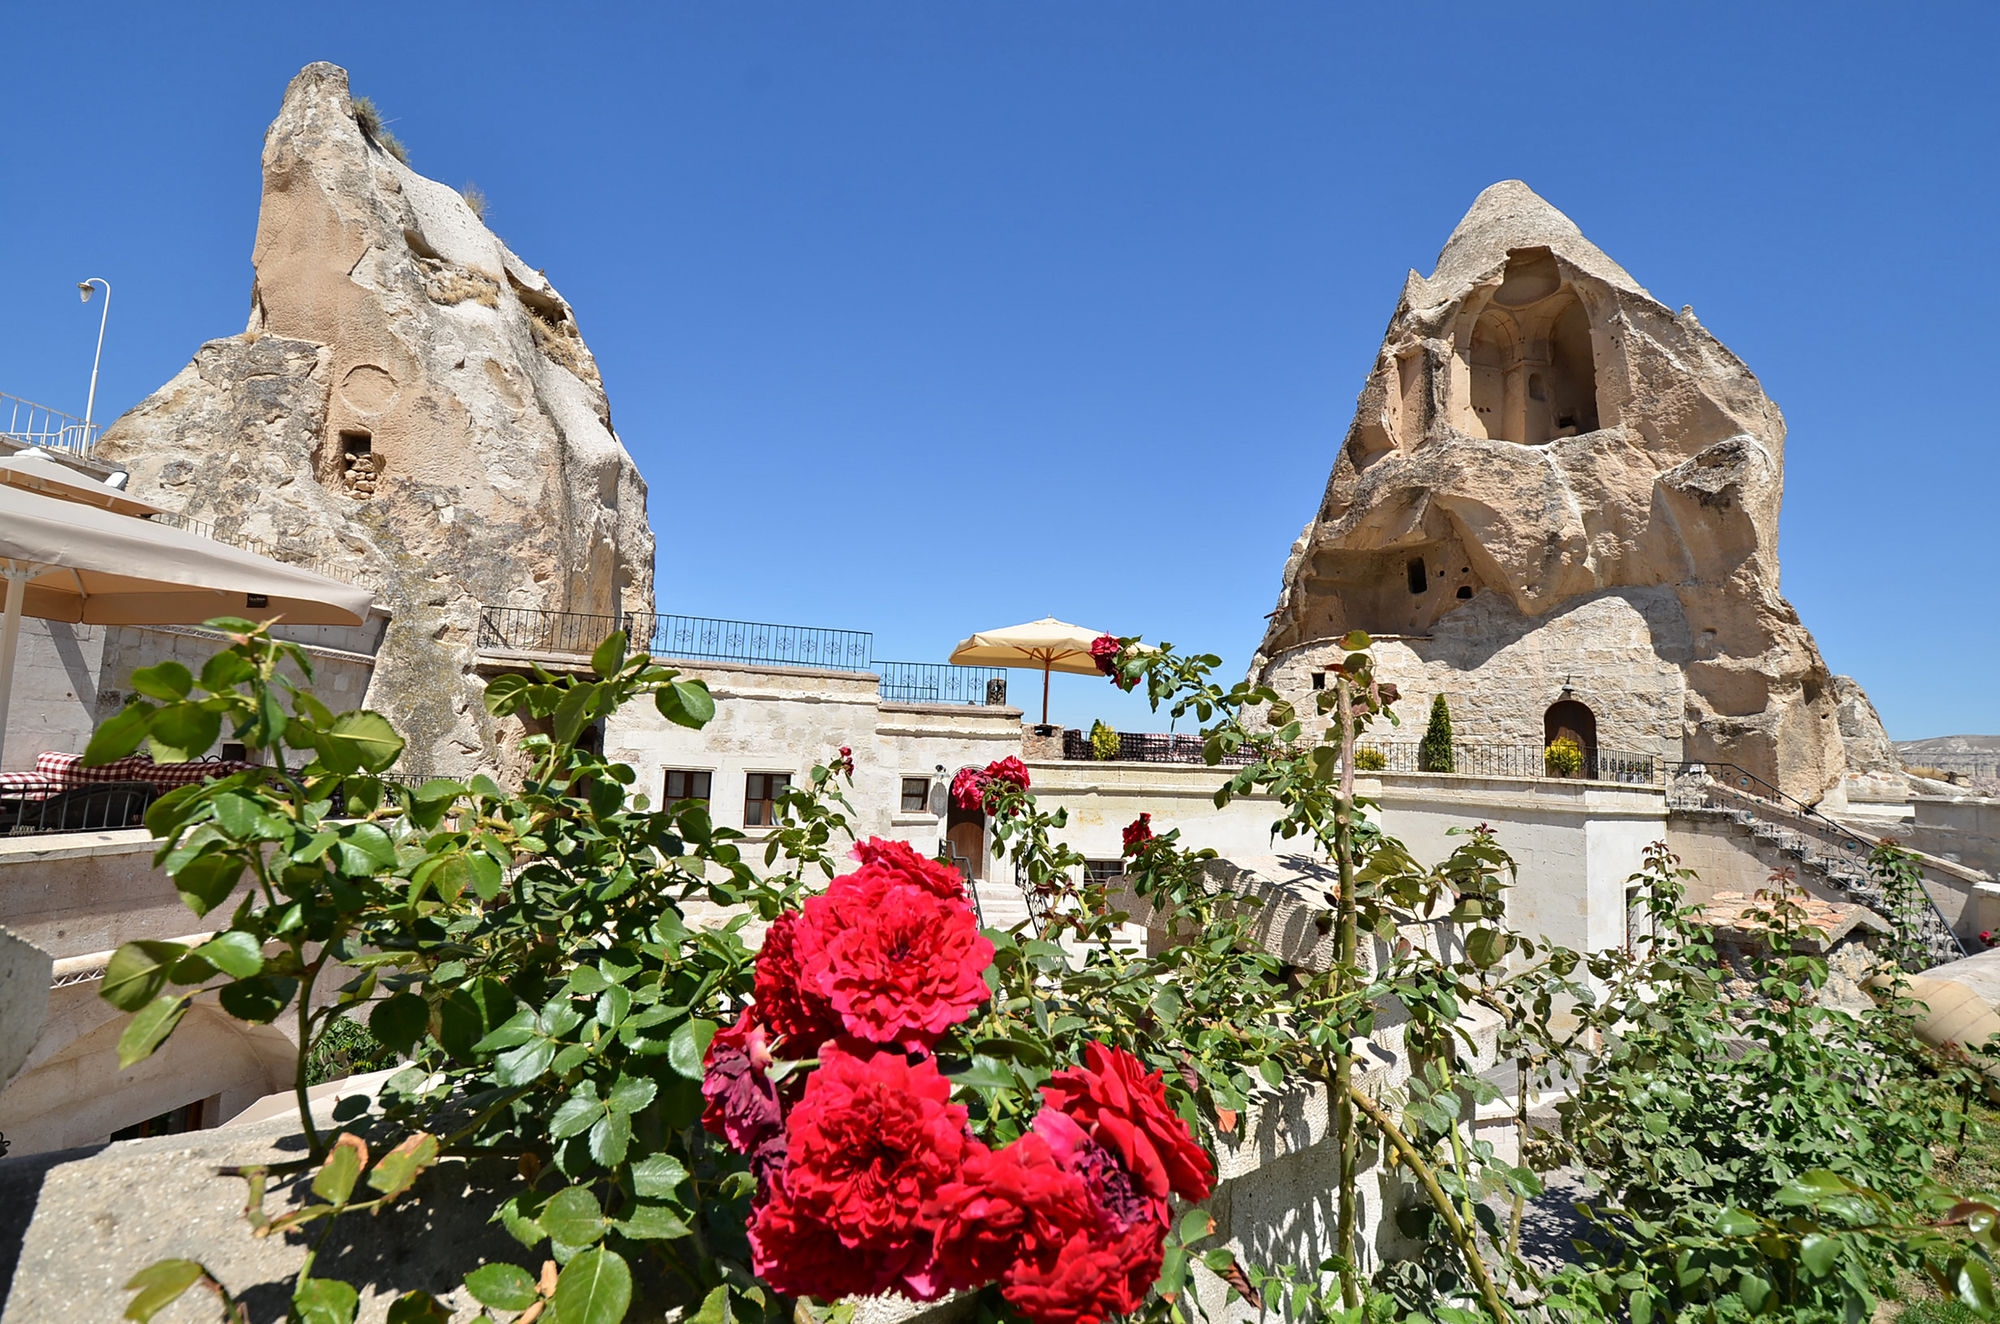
1042;664;1052;726
0;566;28;772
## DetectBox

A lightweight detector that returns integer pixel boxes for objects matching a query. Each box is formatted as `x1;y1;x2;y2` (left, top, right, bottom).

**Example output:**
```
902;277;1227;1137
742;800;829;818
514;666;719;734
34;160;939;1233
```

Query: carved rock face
1255;181;1877;800
96;62;654;775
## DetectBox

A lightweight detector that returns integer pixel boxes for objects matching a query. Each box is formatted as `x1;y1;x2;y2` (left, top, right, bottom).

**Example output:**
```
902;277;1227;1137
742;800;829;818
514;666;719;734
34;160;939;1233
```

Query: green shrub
1417;694;1454;773
1544;736;1583;777
305;1015;396;1086
1355;746;1387;771
1089;719;1120;761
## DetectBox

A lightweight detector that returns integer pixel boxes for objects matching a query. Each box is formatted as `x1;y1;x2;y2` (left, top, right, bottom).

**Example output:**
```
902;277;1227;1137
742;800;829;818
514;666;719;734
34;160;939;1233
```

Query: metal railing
1061;730;1659;782
875;662;1008;706
1;392;99;455
636;612;874;672
477;605;629;657
1665;761;1965;967
0;781;154;834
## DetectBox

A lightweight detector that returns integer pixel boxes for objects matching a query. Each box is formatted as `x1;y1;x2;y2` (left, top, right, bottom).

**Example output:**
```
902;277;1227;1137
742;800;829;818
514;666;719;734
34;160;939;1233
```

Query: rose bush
707;837;1213;1323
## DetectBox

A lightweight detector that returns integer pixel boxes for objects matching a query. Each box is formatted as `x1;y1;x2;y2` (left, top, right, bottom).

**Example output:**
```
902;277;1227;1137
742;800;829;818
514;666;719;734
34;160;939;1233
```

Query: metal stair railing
1665;762;1965;968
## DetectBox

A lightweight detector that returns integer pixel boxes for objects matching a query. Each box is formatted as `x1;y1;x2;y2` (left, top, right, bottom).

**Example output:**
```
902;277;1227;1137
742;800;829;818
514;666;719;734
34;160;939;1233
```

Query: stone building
1252;181;1895;804
92;62;654;776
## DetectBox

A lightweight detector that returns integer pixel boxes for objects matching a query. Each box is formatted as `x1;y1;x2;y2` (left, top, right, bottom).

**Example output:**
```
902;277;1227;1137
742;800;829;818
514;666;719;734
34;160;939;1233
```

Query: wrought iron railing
477;605;627;657
0;781;154;834
1665;761;1965;967
632;612;874;673
875;662;1008;706
0;392;98;455
1060;730;1659;782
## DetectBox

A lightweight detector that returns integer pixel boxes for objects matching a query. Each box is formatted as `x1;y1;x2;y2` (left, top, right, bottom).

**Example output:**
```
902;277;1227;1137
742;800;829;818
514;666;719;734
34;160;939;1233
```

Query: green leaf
656;679;715;730
118;993;192;1068
148;702;222;763
316;711;405;774
199;650;254;691
550;1084;604;1141
131;661;195;701
590;631;629;679
494;1039;557;1086
616;1200;693;1240
294;1276;360;1324
192;931;263;979
370;993;430;1054
171;854;245;916
1713;1207;1760;1238
541;1186;607;1247
312;1133;369;1206
1629;1291;1653;1324
1179;1208;1215;1245
552;686;593;746
463;1263;539;1312
122;1259;204;1321
1799;1232;1838;1276
366;1133;439;1201
629;1155;688;1200
551;1248;631;1324
218;974;297;1024
946;1057;1016;1091
589;1110;632;1168
667;1018;717;1081
384;1292;451;1324
101;941;189;1012
607;1075;657;1114
689;1285;732;1324
85;703;154;765
1960;1259;1998;1314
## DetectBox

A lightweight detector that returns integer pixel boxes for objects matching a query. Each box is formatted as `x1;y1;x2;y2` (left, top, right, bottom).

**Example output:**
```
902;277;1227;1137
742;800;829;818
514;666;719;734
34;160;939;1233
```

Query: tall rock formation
97;63;654;773
1253;181;1884;802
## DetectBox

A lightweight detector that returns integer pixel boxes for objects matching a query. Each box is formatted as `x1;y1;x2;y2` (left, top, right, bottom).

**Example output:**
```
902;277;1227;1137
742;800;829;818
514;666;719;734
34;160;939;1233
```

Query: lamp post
77;278;111;449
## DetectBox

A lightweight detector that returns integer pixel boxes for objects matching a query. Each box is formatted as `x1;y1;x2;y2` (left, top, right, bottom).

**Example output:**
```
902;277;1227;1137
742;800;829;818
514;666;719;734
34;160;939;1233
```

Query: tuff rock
96;62;653;774
1252;181;1887;802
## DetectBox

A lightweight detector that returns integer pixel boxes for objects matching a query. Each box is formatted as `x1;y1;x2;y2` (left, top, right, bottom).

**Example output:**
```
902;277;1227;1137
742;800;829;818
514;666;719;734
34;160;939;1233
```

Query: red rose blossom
754;910;845;1051
795;871;994;1050
750;1045;975;1301
926;1131;1096;1291
986;756;1031;792
999;1213;1164;1324
850;836;966;900
1041;1042;1213;1204
1120;814;1153;856
702;1009;784;1164
1089;634;1121;677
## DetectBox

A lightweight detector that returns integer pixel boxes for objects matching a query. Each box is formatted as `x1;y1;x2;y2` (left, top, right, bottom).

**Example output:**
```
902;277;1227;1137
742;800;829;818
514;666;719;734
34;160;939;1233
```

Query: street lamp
77;278;111;449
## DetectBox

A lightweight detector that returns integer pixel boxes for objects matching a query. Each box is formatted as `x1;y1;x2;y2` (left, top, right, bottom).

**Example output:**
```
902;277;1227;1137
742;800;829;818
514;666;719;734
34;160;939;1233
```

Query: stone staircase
1668;766;1965;970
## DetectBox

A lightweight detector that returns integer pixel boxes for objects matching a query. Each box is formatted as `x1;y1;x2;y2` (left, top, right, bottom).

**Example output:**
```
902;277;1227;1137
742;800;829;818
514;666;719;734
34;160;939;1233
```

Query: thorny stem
1332;674;1361;1310
1349;1083;1514;1324
293;951;327;1160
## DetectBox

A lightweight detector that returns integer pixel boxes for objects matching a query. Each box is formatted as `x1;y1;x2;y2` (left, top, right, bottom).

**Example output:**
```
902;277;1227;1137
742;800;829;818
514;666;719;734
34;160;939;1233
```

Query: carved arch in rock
1450;252;1603;446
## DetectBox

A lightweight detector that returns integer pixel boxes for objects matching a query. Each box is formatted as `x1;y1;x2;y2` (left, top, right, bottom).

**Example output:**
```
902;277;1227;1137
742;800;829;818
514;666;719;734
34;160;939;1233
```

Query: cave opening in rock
1406;557;1428;595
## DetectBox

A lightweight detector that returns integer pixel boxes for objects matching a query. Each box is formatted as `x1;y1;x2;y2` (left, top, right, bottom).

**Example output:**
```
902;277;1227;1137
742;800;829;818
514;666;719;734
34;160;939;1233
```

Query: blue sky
2;4;1994;738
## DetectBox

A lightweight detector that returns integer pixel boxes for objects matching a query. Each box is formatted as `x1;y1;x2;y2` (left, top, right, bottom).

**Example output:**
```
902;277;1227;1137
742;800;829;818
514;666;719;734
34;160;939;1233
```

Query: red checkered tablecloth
0;751;258;800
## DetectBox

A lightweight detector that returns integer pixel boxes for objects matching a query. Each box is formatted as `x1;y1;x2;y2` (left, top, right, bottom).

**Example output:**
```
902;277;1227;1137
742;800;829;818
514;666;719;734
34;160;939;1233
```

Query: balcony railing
634;613;875;673
1061;730;1660;783
1;392;99;455
875;661;1008;706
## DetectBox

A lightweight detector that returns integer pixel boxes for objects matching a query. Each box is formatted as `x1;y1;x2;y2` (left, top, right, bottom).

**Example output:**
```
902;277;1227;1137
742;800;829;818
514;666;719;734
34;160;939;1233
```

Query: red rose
850;836;966;901
950;766;987;811
796;872;994;1051
754;910;845;1052
751;1045;974;1301
927;1131;1095;1291
1120;814;1153;856
1089;634;1121;678
702;1009;784;1164
999;1215;1163;1324
986;756;1031;792
1041;1042;1213;1204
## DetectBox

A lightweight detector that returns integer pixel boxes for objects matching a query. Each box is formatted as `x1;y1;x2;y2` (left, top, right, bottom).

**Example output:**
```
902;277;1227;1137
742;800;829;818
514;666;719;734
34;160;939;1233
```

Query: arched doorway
945;799;985;882
1544;699;1598;777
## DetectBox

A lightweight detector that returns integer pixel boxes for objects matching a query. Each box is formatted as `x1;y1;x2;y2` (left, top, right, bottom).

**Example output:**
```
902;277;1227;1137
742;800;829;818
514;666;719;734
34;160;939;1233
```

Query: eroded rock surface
1253;181;1883;800
97;62;653;774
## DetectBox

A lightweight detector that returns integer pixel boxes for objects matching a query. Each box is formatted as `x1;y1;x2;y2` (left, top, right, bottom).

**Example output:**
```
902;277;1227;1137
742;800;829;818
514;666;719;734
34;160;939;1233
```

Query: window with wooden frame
744;772;791;828
900;776;932;814
662;769;712;808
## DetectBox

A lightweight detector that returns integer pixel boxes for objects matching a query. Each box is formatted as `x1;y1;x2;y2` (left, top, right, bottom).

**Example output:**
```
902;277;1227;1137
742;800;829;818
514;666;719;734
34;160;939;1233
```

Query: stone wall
1911;797;2000;880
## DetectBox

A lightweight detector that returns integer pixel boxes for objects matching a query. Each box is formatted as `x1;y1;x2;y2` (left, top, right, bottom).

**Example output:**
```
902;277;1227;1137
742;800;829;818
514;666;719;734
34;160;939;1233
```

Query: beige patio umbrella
0;447;168;517
0;483;375;765
949;616;1107;725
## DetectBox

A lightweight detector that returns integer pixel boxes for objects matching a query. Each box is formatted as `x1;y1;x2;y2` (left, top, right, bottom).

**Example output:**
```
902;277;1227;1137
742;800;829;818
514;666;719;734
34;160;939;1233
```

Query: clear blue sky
3;4;1993;738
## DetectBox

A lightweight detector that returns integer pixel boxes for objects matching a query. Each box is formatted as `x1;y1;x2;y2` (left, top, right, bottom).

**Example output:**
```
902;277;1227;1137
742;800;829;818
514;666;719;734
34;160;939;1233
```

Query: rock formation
1252;181;1886;802
97;62;654;774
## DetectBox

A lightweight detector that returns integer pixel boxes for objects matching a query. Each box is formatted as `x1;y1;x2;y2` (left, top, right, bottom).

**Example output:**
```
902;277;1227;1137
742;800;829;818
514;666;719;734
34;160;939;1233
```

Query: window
1084;859;1125;886
663;769;712;807
1406;557;1429;595
1310;671;1326;691
744;772;791;827
900;776;931;814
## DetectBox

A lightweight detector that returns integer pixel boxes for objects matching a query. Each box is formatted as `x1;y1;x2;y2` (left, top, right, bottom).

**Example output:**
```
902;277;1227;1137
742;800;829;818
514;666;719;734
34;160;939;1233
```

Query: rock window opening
1310;671;1327;691
1456;586;1474;600
338;431;379;498
743;772;790;828
663;769;711;808
1406;558;1428;595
